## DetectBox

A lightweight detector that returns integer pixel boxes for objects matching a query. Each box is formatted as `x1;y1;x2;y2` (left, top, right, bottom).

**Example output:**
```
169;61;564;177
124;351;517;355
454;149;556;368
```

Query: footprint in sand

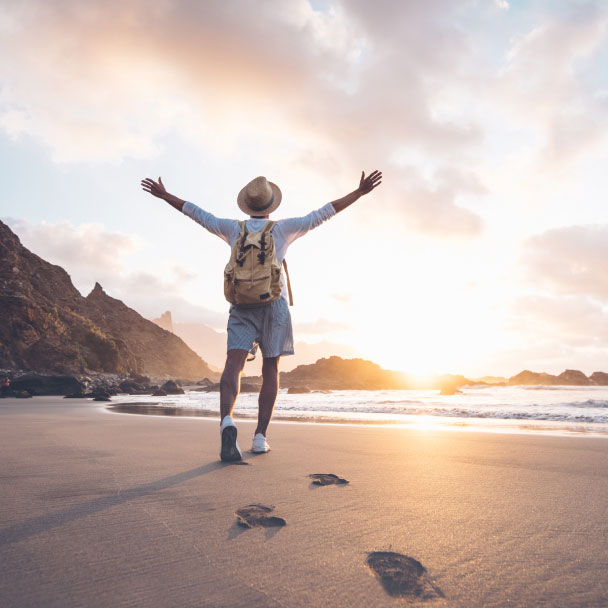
235;504;286;529
367;551;444;599
309;473;349;486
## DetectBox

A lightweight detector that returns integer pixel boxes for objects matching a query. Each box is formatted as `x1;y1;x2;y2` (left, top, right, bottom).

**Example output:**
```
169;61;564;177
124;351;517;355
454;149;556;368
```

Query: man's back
181;201;336;262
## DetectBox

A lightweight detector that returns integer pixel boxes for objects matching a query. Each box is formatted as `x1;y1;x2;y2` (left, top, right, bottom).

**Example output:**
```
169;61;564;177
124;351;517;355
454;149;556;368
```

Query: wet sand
1;396;607;607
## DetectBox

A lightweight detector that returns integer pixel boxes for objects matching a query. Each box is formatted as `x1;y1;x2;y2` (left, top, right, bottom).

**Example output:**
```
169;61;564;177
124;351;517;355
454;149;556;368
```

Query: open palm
359;170;382;195
141;176;167;199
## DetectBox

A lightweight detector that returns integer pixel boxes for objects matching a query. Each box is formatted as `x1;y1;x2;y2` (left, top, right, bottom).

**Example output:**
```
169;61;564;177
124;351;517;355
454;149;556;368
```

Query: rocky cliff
0;220;213;379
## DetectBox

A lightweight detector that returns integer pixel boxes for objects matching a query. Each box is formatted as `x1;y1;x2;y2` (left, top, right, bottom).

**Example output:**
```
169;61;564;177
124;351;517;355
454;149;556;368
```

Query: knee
225;350;247;370
262;357;279;378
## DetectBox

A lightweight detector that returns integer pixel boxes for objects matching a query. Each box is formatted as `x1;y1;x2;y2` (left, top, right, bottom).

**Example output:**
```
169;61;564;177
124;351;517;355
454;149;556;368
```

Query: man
141;170;382;461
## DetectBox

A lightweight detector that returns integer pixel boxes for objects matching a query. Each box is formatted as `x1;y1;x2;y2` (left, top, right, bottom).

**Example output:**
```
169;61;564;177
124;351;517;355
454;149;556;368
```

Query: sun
355;295;502;377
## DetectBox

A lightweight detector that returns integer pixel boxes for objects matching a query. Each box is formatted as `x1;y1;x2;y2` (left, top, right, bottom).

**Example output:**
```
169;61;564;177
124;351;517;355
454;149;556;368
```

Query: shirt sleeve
274;202;336;247
182;202;240;245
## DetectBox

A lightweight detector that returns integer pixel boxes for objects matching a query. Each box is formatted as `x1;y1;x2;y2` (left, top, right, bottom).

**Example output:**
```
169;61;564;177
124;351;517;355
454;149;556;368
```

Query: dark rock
129;373;151;385
240;383;261;393
88;387;112;400
196;377;214;386
10;372;84;396
160;380;184;395
64;392;86;398
590;371;608;385
287;386;311;394
152;389;168;396
119;379;149;394
13;390;32;398
197;382;219;392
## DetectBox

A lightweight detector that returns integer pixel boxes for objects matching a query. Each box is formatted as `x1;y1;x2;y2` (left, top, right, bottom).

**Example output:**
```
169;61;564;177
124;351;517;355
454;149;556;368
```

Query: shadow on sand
0;461;225;546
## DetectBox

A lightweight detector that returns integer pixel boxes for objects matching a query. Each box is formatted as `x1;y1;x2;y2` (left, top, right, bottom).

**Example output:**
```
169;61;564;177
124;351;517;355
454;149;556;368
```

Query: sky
1;0;608;377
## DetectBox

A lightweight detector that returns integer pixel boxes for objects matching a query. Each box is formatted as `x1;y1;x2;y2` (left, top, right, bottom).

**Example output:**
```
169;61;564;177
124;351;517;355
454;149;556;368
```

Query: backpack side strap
282;259;294;306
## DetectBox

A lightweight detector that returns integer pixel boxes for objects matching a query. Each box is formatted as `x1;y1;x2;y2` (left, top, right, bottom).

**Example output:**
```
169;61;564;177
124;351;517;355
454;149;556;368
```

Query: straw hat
237;176;282;216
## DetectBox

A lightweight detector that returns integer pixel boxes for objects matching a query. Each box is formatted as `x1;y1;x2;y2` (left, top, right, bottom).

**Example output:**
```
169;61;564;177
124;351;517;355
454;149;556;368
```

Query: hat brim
237;182;282;216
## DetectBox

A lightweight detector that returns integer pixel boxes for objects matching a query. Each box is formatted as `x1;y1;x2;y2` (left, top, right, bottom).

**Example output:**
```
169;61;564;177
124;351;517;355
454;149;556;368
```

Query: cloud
388;166;485;237
522;224;608;300
4;0;606;246
0;0;482;158
3;217;140;273
500;2;608;167
0;0;488;238
510;294;608;346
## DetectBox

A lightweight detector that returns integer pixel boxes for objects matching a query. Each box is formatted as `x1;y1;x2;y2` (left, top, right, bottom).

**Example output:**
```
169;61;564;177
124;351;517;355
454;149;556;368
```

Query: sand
1;396;608;607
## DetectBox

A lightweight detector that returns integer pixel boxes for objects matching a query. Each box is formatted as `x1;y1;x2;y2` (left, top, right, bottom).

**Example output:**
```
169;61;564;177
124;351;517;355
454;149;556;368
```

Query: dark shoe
220;416;242;462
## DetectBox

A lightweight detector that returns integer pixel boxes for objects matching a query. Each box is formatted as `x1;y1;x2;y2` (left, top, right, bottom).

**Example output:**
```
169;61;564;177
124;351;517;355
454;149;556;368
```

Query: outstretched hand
358;170;382;195
141;176;167;199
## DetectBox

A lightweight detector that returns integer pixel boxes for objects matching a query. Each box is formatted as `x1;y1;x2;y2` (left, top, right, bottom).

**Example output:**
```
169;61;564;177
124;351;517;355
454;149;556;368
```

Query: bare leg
255;356;280;436
220;349;248;422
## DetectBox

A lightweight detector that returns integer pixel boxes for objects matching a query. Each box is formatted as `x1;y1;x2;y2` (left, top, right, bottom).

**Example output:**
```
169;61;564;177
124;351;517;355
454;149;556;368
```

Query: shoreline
105;397;608;439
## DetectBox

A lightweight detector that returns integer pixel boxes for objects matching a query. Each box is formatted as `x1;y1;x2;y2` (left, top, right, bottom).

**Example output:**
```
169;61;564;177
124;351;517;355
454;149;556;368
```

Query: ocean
110;385;608;437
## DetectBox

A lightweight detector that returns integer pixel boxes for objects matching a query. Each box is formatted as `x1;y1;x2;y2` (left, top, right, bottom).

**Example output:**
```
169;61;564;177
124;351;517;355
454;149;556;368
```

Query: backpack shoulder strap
262;220;276;233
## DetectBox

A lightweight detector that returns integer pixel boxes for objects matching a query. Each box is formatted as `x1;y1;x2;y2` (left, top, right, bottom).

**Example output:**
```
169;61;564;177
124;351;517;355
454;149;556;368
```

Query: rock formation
557;369;592;385
590;372;608;385
0;220;214;379
507;370;559;385
279;356;409;390
507;369;605;386
152;311;174;333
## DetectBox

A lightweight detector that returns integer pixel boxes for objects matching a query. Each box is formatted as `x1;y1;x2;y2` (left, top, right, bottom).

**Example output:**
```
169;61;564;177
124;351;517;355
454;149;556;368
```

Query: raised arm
142;176;239;244
141;177;185;211
330;170;382;213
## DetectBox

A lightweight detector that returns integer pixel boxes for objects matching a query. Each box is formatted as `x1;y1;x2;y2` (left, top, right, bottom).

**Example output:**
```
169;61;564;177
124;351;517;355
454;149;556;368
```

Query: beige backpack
224;220;293;307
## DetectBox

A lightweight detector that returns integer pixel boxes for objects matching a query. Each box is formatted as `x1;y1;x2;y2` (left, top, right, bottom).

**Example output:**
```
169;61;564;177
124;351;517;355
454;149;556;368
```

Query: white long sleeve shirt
182;201;336;299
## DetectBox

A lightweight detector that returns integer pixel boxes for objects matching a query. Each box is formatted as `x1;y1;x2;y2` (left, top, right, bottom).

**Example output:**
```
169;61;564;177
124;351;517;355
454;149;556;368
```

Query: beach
1;397;608;607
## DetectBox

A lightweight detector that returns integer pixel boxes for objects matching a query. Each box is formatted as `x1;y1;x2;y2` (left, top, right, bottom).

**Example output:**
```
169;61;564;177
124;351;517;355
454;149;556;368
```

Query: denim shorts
227;297;294;359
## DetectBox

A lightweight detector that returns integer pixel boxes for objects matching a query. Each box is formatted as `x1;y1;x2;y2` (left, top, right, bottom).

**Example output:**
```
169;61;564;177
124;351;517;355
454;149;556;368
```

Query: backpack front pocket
270;264;283;299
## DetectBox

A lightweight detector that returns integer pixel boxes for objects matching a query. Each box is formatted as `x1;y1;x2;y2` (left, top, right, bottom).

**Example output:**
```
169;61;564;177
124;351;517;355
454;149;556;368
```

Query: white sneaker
251;433;270;453
220;416;242;462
